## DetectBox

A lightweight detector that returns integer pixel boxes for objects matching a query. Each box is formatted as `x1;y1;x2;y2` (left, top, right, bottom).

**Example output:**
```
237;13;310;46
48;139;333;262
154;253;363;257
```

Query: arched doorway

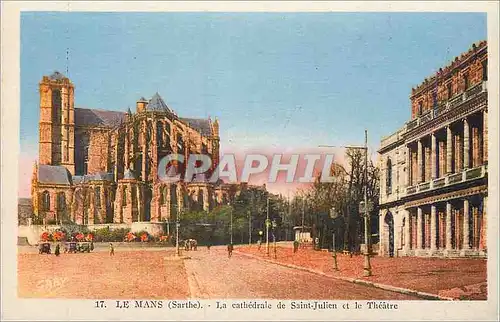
385;211;395;257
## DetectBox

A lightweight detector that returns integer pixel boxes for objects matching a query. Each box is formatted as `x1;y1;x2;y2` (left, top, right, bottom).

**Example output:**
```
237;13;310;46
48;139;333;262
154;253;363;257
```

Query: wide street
18;245;418;300
182;246;418;300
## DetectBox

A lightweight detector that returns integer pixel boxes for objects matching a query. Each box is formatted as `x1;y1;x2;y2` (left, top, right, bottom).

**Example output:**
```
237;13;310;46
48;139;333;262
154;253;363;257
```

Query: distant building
378;41;488;258
18;198;33;226
30;72;243;232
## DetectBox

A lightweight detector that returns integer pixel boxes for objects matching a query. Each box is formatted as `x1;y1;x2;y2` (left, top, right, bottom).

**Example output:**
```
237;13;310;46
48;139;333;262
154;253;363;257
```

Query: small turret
136;97;148;113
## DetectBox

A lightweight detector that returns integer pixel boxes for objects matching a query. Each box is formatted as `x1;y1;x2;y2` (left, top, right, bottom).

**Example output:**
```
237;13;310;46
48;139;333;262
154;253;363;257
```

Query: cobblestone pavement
182;247;419;300
236;245;487;300
18;250;189;299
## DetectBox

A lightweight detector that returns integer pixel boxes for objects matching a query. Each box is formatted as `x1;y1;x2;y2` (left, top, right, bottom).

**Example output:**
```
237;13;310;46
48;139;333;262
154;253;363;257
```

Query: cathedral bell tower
39;71;75;175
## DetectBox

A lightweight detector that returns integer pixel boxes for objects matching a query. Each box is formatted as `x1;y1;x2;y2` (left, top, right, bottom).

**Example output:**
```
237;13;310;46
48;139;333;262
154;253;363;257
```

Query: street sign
358;201;374;214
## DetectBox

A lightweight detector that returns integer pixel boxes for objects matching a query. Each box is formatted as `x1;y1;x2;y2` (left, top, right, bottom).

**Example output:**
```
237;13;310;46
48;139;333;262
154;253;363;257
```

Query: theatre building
378;41;488;258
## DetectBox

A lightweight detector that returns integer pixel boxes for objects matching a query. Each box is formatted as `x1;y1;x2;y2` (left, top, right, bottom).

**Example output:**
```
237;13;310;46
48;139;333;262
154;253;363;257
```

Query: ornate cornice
404;184;487;208
404;91;487;143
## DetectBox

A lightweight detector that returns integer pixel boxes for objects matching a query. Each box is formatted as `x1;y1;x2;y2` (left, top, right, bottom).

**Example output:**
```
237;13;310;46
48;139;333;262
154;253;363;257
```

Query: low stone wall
130;222;165;237
18;225;62;245
18;222;166;245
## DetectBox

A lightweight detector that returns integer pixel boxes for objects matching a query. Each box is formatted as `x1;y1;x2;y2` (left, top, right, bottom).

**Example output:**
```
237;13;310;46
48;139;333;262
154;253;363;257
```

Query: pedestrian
293;240;299;253
257;238;262;250
54;244;60;256
109;243;115;256
227;243;233;258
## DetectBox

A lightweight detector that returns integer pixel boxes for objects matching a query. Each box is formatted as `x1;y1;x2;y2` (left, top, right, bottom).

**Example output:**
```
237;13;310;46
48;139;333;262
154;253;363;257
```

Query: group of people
183;239;198;251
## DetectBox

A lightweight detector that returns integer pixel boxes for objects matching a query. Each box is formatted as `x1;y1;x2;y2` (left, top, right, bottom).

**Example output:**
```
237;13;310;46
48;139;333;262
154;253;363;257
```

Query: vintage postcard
1;1;499;321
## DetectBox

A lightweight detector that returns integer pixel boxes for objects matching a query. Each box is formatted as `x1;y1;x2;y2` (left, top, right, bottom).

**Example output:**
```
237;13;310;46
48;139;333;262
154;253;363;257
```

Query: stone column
447;125;453;174
417;140;423;183
431;133;437;179
417;207;423;250
378;211;385;256
480;195;487;251
125;183;133;224
446;202;452;250
88;187;95;225
113;186;122;223
463;198;470;250
430;205;437;251
166;185;172;221
100;186;106;224
483;109;488;163
406;145;412;186
463;118;470;169
404;209;411;254
114;134;119;182
203;187;210;212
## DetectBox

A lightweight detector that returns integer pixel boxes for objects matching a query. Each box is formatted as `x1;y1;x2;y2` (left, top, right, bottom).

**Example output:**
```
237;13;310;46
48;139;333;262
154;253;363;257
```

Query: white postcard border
1;1;499;321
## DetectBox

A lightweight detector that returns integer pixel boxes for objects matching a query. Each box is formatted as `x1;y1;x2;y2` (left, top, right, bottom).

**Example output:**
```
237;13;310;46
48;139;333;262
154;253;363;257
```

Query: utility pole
266;197;270;256
363;129;372;277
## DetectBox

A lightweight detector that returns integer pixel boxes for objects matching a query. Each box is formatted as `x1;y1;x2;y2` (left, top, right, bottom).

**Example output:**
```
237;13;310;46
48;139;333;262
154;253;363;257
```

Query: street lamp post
319;129;372;276
362;130;372;277
266;197;270;256
272;220;277;259
330;207;339;271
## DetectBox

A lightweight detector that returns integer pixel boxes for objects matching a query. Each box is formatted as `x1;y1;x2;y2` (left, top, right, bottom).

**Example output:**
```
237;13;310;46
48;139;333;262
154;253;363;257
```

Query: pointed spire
127;107;132;115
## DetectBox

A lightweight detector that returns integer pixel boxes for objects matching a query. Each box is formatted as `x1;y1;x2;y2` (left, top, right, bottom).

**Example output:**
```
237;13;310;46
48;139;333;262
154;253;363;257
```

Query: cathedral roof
49;71;66;81
72;172;114;184
38;165;72;185
75;108;126;128
146;93;172;112
180;118;212;136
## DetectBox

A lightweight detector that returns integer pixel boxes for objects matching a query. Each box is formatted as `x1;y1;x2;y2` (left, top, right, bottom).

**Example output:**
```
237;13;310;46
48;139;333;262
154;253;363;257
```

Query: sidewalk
236;246;487;300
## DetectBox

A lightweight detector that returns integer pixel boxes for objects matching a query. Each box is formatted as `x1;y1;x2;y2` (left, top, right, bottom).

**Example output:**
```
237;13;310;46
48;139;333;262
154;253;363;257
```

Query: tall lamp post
330;207;339;271
266;197;270;256
362;130;372;277
319;128;372;276
272;219;277;259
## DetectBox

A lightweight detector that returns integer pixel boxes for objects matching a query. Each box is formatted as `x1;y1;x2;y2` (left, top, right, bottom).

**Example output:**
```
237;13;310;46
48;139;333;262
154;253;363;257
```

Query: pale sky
19;12;487;197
